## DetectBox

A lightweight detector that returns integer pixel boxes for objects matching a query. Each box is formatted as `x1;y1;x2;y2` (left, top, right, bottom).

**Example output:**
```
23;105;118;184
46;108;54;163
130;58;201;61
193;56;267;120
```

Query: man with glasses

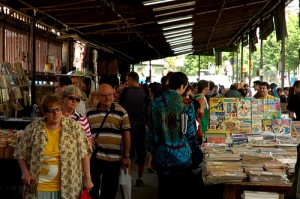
86;83;131;199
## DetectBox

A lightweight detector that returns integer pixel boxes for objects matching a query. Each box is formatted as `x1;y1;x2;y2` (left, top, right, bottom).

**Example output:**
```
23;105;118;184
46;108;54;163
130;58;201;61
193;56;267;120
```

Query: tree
179;54;215;76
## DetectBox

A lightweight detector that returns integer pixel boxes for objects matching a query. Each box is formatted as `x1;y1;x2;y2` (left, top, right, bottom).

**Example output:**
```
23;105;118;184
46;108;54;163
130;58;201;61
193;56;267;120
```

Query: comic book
251;99;264;120
209;112;226;129
224;118;240;133
237;119;252;134
237;98;251;119
272;119;292;137
291;121;300;138
263;98;281;119
210;98;225;113
252;120;262;134
223;98;238;118
262;119;273;132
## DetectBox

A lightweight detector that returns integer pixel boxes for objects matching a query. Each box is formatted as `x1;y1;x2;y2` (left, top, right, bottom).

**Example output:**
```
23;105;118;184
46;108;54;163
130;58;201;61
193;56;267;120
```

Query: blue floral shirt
147;90;197;168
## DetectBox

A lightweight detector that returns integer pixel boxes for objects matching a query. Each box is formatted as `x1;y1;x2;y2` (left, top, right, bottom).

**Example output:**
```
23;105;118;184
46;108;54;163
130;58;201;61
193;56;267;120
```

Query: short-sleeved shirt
287;93;300;120
70;110;92;138
86;103;131;162
14;116;92;199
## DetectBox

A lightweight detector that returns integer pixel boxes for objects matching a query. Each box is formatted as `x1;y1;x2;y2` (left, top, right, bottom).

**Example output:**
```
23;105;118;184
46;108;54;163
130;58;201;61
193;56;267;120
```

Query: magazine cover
223;98;238;118
237;119;252;134
209;112;226;129
252;120;262;134
291;121;300;138
210;98;225;113
272;119;292;136
263;98;281;119
237;98;251;119
262;119;273;132
224;118;240;133
251;99;264;119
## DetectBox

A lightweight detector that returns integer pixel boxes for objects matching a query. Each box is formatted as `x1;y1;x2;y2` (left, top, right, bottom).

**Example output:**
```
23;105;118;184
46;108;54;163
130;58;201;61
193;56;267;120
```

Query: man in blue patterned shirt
147;72;197;199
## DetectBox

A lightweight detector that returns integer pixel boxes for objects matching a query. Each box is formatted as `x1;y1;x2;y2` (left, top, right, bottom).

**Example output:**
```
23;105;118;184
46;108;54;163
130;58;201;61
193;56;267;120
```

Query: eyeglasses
99;93;114;98
46;108;62;114
66;96;80;102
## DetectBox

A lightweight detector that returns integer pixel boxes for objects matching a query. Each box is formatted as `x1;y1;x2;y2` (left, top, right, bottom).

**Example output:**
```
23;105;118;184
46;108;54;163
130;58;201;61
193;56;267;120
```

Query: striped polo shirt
86;103;131;162
69;111;92;139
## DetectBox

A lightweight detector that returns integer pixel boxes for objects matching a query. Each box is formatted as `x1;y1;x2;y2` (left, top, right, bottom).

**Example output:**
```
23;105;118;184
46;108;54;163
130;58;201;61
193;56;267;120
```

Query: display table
224;182;292;199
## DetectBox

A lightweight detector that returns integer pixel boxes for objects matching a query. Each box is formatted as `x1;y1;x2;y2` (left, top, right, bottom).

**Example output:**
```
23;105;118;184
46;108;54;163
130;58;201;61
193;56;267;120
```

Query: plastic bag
119;168;132;199
80;189;91;199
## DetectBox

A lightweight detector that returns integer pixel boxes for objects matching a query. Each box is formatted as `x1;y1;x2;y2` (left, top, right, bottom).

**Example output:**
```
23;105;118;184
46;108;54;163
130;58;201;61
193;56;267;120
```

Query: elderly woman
14;93;93;199
60;85;93;145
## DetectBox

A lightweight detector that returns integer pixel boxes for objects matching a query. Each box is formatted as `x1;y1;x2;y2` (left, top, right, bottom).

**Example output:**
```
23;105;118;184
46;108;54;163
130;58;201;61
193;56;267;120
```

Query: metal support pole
31;19;36;106
260;39;263;81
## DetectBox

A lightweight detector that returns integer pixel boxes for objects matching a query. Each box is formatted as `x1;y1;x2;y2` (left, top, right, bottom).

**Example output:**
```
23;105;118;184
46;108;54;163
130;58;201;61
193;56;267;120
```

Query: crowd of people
13;72;300;199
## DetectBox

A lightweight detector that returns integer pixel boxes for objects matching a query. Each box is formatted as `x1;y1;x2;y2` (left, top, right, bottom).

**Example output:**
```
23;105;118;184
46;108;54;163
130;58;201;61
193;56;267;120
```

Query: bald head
97;83;115;110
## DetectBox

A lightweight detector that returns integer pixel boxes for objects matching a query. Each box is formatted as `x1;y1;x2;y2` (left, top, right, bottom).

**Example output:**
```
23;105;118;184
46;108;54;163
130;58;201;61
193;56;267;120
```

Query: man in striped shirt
86;83;131;199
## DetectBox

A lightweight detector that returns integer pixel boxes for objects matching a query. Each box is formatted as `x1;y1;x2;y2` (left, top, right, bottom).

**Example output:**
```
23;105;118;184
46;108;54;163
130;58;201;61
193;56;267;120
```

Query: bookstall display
201;97;296;198
0;62;30;118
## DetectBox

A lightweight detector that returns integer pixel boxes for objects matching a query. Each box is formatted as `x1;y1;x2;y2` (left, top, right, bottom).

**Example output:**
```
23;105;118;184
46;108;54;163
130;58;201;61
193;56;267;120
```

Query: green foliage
179;55;215;76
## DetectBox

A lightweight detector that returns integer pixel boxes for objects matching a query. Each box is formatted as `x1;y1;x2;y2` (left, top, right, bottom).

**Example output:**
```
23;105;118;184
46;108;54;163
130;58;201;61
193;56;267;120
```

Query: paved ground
116;163;158;199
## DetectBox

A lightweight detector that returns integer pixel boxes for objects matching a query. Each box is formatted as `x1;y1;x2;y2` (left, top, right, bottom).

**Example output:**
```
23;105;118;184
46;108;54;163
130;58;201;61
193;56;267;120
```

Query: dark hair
166;71;174;80
237;88;246;97
209;81;215;91
41;93;62;114
294;80;300;88
270;83;277;89
192;82;198;89
84;77;91;88
197;80;209;93
277;88;283;93
161;76;167;85
229;84;237;90
57;76;72;87
168;72;188;90
127;71;139;82
259;81;269;89
149;82;161;94
253;80;261;85
283;87;289;91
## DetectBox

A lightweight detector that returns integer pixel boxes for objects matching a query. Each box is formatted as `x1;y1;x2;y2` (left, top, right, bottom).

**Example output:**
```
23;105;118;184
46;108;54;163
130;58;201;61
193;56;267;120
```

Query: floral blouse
14;116;92;199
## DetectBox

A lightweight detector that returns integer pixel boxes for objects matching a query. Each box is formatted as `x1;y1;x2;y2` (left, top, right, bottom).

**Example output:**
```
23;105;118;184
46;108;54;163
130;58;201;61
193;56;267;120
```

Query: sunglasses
66;96;80;102
46;108;62;114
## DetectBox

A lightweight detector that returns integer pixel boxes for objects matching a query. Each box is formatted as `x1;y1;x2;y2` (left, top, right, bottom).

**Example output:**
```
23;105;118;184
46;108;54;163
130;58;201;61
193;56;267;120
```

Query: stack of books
242;190;279;199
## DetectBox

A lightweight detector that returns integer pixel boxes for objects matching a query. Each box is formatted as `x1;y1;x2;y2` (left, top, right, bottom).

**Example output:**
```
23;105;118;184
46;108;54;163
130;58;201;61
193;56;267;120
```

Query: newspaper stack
242;190;279;199
203;151;246;185
248;171;289;184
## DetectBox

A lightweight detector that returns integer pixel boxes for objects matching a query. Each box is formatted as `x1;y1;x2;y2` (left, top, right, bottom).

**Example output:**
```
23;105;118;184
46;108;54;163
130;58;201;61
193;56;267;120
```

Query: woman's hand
21;170;32;186
83;175;94;192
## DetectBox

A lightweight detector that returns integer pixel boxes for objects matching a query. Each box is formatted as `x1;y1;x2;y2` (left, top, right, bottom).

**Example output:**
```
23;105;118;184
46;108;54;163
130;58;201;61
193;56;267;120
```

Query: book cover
223;98;238;118
1;88;9;102
237;119;252;134
252;120;262;134
251;99;264;119
209;112;226;129
262;119;273;132
291;121;300;138
237;98;251;119
210;98;225;113
263;98;281;119
272;119;292;136
224;118;240;133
